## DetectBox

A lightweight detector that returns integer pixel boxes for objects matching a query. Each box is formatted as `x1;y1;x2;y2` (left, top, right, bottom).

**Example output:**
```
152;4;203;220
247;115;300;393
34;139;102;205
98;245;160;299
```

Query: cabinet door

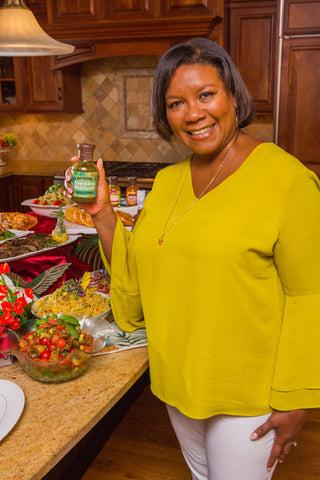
23;57;82;113
228;3;277;113
277;36;320;175
160;0;217;16
12;176;54;212
104;0;157;19
0;58;24;113
50;0;101;24
283;0;320;35
0;177;13;211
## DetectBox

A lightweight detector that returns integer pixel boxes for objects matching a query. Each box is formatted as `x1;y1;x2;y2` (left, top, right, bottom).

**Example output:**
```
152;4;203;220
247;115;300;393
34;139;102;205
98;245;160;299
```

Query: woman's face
165;64;237;158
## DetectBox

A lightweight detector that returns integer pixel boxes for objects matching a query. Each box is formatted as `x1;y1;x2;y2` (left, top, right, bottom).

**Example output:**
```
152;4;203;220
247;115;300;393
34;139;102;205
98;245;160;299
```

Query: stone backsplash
0;55;273;177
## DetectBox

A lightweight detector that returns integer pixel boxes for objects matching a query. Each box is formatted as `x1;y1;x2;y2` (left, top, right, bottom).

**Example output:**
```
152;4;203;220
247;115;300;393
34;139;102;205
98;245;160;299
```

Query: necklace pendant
158;237;164;245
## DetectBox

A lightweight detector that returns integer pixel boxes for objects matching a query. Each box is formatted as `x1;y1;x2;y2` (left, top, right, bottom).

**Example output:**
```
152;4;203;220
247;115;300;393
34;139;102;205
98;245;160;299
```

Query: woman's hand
250;409;309;471
64;157;111;217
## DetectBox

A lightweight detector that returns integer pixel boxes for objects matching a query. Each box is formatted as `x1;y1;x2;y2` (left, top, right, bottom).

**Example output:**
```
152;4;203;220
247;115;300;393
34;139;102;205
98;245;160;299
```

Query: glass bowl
0;317;110;383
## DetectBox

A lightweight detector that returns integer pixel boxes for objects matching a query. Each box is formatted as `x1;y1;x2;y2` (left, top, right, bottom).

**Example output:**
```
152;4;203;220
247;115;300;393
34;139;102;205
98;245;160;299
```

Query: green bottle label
71;171;98;200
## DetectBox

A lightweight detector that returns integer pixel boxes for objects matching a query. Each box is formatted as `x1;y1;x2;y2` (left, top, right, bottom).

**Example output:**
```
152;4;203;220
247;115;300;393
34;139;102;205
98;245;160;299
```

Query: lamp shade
0;1;75;56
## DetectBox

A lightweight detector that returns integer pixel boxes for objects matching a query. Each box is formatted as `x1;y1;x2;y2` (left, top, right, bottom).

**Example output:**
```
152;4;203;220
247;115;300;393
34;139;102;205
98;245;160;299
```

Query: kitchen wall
0;55;273;176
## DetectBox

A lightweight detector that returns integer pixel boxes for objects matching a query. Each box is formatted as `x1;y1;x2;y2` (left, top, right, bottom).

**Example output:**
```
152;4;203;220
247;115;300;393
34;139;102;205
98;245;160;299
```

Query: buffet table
0;213;149;479
0;347;148;480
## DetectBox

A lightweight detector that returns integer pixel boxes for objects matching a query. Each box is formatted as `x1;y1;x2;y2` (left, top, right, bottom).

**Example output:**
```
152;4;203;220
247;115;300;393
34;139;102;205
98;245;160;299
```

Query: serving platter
0;379;25;441
0;234;80;264
0;229;33;245
31;290;111;320
21;199;75;218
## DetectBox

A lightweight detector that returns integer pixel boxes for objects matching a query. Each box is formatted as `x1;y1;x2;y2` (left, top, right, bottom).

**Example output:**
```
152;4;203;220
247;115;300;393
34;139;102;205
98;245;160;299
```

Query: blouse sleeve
99;215;145;333
271;167;320;410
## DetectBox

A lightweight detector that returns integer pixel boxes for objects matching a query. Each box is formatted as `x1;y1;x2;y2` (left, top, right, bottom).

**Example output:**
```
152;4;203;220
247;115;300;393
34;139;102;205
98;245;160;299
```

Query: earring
173;136;177;146
235;110;239;129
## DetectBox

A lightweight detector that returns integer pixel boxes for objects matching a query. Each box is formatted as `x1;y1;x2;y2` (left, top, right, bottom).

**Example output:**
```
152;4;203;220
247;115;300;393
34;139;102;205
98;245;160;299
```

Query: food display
65;206;94;227
0;227;16;242
18;314;96;382
0;233;63;260
32;274;111;319
1;212;38;230
32;184;73;207
114;209;133;227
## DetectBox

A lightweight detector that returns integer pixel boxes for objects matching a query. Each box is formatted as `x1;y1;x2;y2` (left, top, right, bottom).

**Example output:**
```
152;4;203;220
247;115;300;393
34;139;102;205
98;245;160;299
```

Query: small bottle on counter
108;176;121;207
71;143;98;203
126;176;139;206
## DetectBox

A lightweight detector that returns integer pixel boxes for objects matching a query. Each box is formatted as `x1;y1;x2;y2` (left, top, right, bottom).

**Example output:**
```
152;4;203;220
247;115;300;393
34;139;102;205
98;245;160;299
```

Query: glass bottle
126;176;139;206
71;143;98;203
108;176;121;207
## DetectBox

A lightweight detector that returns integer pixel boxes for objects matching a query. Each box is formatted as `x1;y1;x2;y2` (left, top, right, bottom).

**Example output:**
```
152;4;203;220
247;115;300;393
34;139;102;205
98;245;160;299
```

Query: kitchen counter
0;347;148;480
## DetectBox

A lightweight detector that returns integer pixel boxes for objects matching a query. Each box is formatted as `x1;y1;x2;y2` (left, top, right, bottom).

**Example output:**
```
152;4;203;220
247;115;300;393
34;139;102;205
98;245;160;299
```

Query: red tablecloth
8;213;97;294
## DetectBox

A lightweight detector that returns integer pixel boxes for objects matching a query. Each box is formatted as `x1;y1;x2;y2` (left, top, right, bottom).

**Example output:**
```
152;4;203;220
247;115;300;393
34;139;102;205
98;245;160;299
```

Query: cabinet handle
57;87;62;101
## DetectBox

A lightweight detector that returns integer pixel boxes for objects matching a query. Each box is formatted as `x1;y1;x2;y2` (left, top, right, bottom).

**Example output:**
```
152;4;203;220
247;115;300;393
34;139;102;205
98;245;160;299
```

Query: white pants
166;405;277;480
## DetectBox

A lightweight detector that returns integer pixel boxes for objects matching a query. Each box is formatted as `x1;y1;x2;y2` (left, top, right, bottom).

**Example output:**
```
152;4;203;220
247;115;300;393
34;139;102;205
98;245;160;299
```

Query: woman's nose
184;101;205;122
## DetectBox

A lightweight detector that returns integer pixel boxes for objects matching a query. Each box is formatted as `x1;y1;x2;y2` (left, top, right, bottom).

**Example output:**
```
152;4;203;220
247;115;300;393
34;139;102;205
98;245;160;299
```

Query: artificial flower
0;263;34;336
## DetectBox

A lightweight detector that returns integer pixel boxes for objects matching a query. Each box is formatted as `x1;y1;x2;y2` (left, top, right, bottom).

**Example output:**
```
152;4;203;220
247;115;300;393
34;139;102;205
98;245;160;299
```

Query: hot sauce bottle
71;143;98;203
108;176;121;207
126;176;139;206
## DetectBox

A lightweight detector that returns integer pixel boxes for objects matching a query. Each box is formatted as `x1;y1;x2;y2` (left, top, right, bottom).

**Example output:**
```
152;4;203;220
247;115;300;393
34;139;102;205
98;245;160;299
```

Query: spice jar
108;176;121;207
126;176;139;206
71;143;98;203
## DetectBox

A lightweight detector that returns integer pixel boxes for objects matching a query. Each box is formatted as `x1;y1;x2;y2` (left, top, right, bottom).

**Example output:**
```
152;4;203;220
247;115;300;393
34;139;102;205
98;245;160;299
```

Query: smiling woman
64;37;320;480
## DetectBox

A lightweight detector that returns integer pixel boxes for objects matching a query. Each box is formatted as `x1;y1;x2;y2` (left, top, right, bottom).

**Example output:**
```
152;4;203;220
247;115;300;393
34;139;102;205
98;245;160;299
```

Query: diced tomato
52;200;61;205
33;199;40;204
56;338;67;349
56;325;66;330
39;337;49;346
39;323;50;329
40;350;51;360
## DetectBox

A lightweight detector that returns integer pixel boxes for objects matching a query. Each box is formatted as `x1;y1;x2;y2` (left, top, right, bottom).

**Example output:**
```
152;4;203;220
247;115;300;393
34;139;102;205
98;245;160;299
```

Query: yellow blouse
101;143;320;419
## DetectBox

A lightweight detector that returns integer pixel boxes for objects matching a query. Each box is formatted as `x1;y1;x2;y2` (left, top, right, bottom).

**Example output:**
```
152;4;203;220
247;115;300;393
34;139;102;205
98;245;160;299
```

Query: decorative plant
0;263;34;337
74;235;108;275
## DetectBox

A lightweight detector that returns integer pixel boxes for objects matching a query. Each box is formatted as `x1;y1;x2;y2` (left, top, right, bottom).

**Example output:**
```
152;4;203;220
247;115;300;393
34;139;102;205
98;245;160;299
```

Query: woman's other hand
250;409;309;471
64;157;111;217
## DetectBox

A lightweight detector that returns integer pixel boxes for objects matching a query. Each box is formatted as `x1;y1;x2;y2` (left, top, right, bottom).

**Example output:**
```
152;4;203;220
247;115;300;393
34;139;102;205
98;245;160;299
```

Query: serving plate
0;234;80;264
0;229;33;245
0;379;25;441
21;199;75;218
31;290;111;320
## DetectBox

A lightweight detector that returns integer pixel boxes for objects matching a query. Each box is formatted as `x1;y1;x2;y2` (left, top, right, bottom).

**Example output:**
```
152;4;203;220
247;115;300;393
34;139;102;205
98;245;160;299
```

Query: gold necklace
158;131;240;245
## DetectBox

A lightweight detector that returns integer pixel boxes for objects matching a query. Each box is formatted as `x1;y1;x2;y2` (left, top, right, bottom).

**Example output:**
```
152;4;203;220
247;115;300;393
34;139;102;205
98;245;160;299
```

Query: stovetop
103;161;172;179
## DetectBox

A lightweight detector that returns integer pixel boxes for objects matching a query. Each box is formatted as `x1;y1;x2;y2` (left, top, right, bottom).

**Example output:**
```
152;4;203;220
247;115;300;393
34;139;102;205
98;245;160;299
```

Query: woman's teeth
189;125;213;135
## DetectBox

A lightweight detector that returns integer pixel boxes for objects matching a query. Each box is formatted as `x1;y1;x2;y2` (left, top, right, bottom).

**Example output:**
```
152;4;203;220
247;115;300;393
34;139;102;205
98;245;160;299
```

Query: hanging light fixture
0;0;75;56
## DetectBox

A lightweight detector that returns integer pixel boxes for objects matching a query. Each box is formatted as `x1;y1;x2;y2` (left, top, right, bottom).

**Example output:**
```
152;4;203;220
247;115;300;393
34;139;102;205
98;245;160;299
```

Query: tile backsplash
0;55;273;177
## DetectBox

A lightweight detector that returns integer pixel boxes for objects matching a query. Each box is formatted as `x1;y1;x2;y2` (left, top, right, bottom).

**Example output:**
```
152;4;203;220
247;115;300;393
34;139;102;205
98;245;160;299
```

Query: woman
65;38;320;479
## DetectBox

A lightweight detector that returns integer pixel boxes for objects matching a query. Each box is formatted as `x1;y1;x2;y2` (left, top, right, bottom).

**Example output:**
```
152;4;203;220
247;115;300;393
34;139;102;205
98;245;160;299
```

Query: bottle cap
77;143;95;161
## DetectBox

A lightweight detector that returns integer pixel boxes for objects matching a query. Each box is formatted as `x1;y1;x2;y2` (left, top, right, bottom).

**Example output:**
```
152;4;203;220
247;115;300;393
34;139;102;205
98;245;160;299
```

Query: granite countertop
0;348;148;480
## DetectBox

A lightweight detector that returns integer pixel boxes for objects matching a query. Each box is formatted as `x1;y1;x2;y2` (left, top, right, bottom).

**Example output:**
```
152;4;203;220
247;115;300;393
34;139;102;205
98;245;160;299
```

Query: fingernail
267;467;272;472
67;187;72;193
250;432;259;441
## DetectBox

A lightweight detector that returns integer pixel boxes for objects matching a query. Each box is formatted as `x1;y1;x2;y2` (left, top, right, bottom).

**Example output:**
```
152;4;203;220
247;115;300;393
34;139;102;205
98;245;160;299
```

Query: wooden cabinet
0;56;82;114
24;0;223;65
0;177;13;211
0;58;24;112
10;176;54;212
23;57;82;113
226;1;277;113
277;0;320;174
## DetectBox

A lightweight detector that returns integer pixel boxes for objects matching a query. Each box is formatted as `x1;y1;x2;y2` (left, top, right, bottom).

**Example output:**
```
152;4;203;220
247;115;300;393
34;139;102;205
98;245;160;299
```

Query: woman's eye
200;91;214;101
167;100;183;109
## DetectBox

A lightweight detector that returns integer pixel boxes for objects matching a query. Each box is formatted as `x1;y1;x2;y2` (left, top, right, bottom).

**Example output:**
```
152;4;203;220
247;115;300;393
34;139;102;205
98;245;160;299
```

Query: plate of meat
0;233;80;263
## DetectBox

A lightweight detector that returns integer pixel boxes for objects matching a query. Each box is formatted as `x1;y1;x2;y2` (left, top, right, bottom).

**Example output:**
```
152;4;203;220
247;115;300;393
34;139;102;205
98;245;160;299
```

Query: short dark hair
152;37;255;142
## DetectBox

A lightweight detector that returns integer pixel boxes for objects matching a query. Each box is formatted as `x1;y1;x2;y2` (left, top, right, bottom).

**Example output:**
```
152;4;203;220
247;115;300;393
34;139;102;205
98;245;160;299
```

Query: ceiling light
0;0;75;56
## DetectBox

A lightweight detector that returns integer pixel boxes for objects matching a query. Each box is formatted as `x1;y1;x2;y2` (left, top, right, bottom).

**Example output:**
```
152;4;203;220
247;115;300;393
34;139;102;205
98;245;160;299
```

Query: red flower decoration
0;263;9;276
0;264;34;337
